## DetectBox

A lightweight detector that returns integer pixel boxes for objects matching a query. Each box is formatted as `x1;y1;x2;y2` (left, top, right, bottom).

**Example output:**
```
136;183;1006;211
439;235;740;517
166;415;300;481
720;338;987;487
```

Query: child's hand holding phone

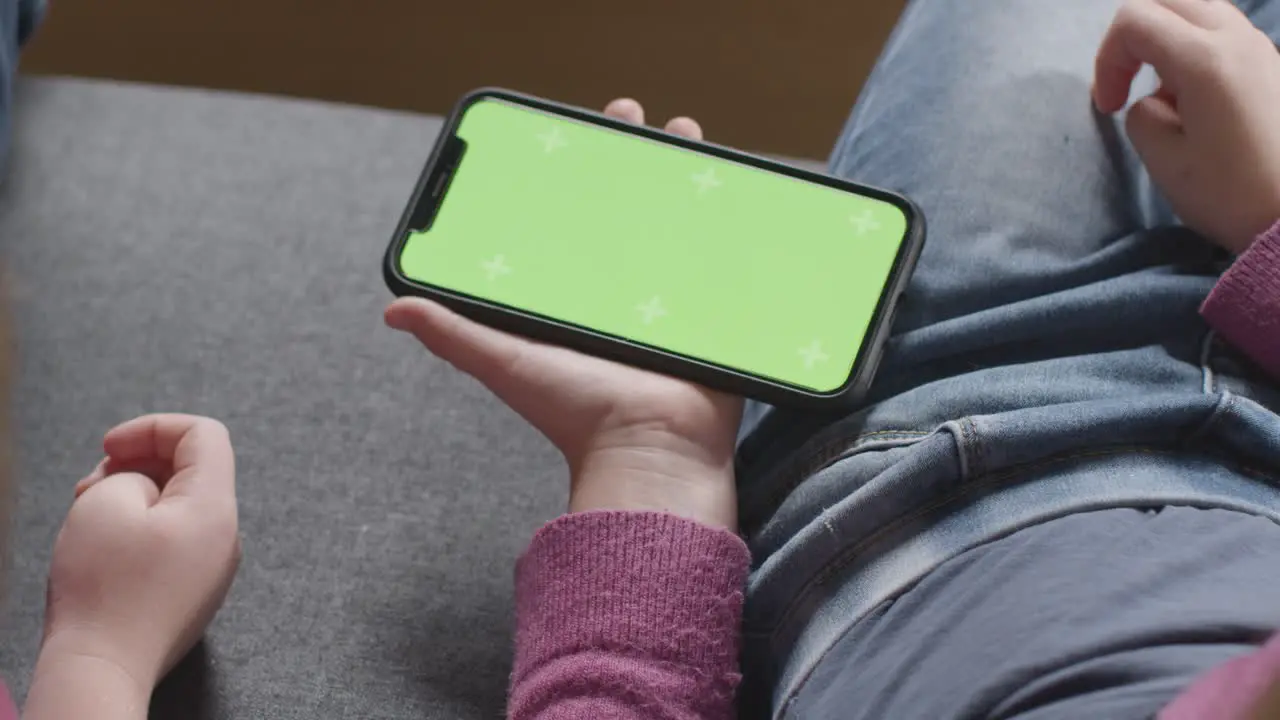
385;89;920;409
24;414;241;720
387;99;743;533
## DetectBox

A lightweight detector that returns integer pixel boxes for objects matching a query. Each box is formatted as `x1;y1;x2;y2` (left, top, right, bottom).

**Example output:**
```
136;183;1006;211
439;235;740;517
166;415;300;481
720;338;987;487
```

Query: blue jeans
736;0;1280;715
0;0;43;166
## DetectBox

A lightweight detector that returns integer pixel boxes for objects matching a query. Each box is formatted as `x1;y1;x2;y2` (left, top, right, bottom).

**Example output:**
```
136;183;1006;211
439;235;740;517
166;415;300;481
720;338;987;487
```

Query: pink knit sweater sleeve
0;681;14;720
509;511;751;720
1161;633;1280;719
1200;219;1280;378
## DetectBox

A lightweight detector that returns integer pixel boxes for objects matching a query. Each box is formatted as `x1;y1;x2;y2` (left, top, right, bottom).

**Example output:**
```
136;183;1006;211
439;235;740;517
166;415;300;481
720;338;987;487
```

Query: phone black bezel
383;87;926;410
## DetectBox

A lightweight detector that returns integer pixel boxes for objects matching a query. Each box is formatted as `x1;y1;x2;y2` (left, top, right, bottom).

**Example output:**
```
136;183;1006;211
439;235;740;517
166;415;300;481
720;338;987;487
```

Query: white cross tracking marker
538;126;568;154
849;209;881;236
636;296;668;325
481;254;513;281
798;340;830;369
691;168;722;194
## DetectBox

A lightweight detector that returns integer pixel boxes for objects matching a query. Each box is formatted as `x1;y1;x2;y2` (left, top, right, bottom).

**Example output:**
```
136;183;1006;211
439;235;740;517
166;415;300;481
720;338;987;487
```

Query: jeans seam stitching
766;442;1280;715
765;446;1280;715
745;429;933;531
1186;389;1235;445
962;417;983;479
758;444;1280;641
1201;329;1218;395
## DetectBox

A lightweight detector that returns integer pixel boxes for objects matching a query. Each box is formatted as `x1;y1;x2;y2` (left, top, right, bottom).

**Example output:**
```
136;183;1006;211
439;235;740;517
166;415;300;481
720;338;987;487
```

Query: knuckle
1248;26;1277;54
1185;34;1226;76
193;417;233;447
1115;0;1143;30
1216;0;1255;28
196;416;230;438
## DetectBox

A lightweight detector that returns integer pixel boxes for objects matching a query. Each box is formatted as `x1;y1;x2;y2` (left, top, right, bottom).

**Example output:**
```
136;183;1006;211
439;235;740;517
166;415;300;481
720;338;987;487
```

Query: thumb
76;471;161;510
384;297;530;392
1125;92;1184;183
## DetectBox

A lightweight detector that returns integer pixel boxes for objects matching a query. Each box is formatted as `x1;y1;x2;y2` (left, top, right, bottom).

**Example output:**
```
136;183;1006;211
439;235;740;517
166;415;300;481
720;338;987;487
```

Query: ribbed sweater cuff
512;511;750;684
1201;221;1280;378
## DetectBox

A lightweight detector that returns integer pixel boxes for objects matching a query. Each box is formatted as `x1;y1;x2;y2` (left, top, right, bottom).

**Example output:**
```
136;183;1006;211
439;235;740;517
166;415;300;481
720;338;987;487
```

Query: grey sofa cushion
0;77;568;719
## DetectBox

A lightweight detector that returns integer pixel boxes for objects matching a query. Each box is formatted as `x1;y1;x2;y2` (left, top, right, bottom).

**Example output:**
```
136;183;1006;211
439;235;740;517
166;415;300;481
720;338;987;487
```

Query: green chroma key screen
397;97;909;393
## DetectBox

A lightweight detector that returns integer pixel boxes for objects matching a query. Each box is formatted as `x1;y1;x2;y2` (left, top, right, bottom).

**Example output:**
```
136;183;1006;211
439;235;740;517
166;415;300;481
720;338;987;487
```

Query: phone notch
407;134;468;233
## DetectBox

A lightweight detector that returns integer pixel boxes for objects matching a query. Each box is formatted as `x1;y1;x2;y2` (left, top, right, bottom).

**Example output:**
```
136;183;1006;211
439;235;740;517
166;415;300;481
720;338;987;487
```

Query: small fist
1094;0;1280;254
43;414;241;691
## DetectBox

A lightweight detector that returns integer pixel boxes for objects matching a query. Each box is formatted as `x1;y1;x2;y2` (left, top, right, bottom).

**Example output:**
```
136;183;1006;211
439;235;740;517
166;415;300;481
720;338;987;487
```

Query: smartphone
384;88;924;409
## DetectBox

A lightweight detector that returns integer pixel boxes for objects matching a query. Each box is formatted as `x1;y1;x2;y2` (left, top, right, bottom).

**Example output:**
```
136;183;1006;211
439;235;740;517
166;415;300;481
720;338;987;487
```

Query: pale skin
23;2;1280;714
385;99;745;534
1093;0;1280;254
24;414;241;720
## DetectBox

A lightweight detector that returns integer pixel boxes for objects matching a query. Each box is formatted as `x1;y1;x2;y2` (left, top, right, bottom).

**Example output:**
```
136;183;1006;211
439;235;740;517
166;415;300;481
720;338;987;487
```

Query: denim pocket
744;383;1280;719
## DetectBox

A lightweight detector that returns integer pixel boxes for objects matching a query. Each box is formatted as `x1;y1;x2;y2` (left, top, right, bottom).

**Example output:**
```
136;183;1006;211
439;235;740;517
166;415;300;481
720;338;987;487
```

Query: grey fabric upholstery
0;77;567;719
0;77;825;717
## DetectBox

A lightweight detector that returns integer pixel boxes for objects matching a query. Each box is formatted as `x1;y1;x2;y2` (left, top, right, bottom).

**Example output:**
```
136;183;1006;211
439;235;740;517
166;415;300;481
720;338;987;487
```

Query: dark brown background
19;0;906;158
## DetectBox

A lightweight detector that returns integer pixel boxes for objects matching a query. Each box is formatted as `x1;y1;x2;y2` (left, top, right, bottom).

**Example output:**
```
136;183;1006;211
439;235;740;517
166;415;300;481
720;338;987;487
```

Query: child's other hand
1094;0;1280;254
41;414;241;695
